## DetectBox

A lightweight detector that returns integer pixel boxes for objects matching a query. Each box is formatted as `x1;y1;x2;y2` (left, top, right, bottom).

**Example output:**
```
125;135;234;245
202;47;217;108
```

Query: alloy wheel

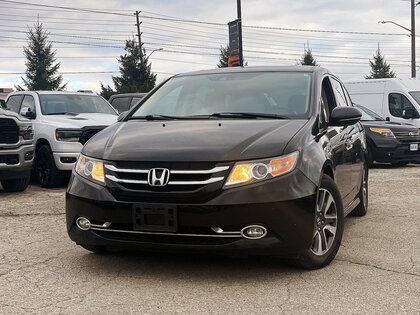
311;188;338;256
362;169;368;209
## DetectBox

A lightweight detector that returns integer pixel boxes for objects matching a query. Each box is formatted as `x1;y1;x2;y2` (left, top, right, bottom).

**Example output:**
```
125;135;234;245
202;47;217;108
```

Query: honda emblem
148;168;170;186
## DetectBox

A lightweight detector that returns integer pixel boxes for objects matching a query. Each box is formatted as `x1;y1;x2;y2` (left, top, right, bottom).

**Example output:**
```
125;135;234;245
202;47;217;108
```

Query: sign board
228;19;242;67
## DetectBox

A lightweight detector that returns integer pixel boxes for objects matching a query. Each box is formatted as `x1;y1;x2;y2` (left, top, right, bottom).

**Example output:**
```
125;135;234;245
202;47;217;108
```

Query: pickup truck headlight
55;129;83;142
224;152;299;188
75;154;105;185
369;128;395;138
19;125;33;140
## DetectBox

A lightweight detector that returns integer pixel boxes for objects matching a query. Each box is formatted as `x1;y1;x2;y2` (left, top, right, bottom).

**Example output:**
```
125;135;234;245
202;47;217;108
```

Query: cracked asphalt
0;165;419;314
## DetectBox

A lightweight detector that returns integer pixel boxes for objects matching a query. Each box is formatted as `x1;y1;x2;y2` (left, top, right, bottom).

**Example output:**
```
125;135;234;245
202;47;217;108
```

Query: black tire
293;174;344;270
1;177;30;192
366;145;374;168
35;145;63;188
350;165;368;217
79;244;108;254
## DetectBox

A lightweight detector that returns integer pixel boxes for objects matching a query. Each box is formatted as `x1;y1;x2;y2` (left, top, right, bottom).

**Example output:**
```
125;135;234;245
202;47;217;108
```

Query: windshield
39;94;117;115
356;105;384;121
131;72;312;119
409;91;420;106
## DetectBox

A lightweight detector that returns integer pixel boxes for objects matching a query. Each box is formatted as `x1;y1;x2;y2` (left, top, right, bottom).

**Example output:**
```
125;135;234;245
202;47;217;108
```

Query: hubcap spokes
362;171;368;208
311;188;338;256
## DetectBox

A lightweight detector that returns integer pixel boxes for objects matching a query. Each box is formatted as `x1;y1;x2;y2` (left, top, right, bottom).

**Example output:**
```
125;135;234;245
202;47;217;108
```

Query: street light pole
411;0;416;78
146;48;163;60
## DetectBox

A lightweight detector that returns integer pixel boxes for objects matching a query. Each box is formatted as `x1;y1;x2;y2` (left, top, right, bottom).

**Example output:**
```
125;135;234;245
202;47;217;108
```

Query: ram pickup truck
5;91;118;187
0;107;34;192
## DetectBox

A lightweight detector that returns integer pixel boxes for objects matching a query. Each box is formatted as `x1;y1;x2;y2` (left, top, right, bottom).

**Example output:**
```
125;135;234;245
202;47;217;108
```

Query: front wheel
293;174;344;270
1;177;30;192
35;145;62;188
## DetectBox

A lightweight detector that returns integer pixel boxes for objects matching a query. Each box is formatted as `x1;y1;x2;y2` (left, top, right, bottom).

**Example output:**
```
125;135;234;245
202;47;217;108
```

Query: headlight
19;125;33;140
369;128;395;138
225;152;298;188
75;154;105;185
56;129;83;142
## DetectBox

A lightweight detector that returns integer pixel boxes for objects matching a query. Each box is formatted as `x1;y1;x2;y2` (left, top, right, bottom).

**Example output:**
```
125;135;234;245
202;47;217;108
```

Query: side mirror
21;108;36;119
402;107;414;119
330;107;362;127
117;111;129;122
0;99;6;108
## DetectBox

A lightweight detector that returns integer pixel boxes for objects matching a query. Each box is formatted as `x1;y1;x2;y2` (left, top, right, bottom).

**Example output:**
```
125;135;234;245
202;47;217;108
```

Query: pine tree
299;44;317;66
366;46;396;79
99;83;115;100
106;39;157;94
16;22;66;91
217;45;230;68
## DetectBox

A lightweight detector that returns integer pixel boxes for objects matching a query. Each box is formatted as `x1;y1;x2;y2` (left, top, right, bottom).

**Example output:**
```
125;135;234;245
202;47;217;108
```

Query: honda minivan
66;66;367;269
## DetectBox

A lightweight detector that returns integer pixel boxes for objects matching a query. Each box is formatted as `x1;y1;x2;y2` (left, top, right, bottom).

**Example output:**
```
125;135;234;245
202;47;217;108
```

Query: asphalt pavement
0;165;419;314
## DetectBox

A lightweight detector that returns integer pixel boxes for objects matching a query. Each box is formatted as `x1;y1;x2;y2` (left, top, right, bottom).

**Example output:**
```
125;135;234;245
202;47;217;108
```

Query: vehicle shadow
370;163;419;169
73;249;308;281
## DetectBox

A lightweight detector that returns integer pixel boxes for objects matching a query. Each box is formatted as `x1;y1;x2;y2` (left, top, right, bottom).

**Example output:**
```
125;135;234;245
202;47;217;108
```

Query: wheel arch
35;138;51;153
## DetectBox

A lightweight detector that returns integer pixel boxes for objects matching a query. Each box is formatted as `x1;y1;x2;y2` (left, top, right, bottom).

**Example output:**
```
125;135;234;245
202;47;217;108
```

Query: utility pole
237;0;243;67
135;11;143;57
411;0;416;78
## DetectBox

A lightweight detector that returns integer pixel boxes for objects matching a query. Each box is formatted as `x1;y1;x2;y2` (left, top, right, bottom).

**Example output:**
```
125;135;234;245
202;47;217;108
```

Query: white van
345;78;420;128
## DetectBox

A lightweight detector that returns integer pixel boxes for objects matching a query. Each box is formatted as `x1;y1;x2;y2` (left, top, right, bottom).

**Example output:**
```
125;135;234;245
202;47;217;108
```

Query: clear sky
0;0;416;92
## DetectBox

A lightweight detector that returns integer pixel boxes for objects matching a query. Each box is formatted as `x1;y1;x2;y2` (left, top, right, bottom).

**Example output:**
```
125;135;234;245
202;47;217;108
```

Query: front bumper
51;141;83;170
66;169;318;256
370;139;420;163
0;143;34;180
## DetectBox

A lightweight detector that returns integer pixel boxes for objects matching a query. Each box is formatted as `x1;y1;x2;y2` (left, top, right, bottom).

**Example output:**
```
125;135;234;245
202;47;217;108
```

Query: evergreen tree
99;83;115;100
17;22;66;91
299;44;317;66
103;40;156;94
366;46;396;79
217;44;230;68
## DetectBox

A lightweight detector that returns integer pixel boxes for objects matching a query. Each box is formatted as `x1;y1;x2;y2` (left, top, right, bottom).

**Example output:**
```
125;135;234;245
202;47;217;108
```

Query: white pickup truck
5;91;118;187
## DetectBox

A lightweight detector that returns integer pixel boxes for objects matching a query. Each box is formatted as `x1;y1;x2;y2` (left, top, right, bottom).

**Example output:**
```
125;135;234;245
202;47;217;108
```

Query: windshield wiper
209;112;287;119
45;112;78;116
128;114;182;121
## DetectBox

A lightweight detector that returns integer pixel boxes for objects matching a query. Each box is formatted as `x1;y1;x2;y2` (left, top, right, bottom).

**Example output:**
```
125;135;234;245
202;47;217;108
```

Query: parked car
108;93;147;113
345;78;420;128
5;91;118;187
0;107;34;192
355;104;420;166
66;66;367;269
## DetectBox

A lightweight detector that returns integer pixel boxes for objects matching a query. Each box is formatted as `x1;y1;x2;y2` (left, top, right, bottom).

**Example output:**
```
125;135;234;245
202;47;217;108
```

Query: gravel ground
0;165;419;314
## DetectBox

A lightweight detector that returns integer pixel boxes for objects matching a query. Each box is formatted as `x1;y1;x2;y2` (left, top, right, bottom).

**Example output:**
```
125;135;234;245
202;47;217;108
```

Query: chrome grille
393;130;420;142
104;161;232;202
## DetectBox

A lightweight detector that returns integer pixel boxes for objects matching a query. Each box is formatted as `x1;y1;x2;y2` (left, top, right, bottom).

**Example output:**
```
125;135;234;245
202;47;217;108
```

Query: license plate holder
133;204;177;232
410;143;419;151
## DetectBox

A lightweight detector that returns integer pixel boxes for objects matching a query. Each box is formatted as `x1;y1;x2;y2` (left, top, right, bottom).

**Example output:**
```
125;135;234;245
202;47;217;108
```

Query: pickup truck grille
104;161;232;203
394;130;420;142
0;118;19;144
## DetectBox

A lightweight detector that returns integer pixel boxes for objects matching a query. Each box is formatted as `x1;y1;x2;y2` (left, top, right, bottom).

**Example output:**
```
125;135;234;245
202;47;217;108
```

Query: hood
41;113;117;129
361;120;418;132
83;119;308;162
0;108;30;122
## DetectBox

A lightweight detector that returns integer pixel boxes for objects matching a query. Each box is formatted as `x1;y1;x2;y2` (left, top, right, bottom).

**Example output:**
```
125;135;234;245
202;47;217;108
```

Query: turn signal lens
75;154;105;185
269;154;298;176
226;164;252;186
370;128;395;138
225;152;299;188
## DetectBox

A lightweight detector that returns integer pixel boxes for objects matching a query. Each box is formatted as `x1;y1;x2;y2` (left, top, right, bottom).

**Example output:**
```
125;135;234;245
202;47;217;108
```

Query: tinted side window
389;93;420;118
130;97;142;108
330;78;348;107
6;95;24;113
111;97;130;113
20;95;36;115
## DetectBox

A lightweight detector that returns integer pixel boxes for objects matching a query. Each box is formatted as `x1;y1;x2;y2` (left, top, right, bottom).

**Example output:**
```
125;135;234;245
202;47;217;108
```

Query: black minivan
66;66;367;269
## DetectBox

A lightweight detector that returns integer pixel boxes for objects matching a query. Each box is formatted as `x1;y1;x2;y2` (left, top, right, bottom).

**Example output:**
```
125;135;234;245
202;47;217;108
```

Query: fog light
76;217;91;230
241;225;267;239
